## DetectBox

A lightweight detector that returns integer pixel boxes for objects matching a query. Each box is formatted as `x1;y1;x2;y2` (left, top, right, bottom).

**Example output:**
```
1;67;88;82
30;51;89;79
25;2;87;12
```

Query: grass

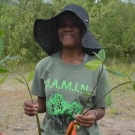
105;61;135;120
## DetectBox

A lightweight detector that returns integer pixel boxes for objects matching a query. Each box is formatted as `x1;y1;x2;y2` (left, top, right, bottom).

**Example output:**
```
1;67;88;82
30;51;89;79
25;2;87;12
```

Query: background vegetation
0;0;135;65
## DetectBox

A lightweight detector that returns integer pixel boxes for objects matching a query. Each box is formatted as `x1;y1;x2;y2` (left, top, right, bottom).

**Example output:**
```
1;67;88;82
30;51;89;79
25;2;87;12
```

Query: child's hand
74;110;96;128
23;100;38;116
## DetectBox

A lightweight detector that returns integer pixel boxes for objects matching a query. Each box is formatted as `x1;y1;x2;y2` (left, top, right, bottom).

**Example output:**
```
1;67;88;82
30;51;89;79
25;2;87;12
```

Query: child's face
58;12;84;49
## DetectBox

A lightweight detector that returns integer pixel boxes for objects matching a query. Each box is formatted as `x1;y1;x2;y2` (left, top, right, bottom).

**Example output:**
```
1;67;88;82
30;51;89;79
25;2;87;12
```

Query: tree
0;0;55;63
95;1;135;61
0;0;135;63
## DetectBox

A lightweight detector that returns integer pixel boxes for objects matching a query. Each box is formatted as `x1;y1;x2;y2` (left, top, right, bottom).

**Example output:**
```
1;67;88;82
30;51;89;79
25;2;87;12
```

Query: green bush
0;0;135;64
90;1;135;62
0;1;55;63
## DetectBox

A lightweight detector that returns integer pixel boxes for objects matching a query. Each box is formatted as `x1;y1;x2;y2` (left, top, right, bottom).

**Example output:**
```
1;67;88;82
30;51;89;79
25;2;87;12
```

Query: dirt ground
0;74;135;135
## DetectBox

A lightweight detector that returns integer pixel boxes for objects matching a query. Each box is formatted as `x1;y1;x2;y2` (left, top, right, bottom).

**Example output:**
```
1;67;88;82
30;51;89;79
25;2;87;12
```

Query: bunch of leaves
82;50;135;114
93;1;135;62
0;29;8;84
0;1;54;63
0;28;41;134
1;0;135;64
66;49;135;135
0;29;21;84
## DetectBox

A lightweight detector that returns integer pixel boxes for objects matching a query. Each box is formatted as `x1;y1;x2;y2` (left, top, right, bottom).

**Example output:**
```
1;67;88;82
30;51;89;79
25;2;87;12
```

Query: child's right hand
23;100;38;116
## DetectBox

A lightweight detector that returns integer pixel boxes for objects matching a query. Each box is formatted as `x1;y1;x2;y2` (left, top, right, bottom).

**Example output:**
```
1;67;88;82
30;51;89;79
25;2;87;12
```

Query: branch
80;63;104;114
83;80;135;115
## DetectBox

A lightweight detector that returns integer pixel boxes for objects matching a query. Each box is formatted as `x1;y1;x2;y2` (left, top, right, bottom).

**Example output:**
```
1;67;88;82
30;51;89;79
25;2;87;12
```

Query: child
23;4;109;135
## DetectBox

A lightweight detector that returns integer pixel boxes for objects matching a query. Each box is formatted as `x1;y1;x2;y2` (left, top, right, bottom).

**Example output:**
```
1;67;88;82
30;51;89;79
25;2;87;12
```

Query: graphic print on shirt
46;93;83;131
45;78;89;92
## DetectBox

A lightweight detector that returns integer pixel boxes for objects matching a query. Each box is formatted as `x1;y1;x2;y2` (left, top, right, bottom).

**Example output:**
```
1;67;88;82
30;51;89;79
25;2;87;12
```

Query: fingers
23;100;38;116
74;112;96;128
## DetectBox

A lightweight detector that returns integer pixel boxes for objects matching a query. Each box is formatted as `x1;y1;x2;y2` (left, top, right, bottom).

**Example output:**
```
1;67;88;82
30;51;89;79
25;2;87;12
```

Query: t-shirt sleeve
93;65;110;108
31;63;46;97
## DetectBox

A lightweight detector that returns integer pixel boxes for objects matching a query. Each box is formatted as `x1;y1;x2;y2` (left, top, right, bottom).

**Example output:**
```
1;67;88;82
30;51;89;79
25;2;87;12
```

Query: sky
121;0;135;3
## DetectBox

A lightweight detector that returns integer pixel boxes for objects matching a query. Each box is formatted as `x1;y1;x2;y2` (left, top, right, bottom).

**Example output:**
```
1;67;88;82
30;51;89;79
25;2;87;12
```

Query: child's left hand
74;110;96;128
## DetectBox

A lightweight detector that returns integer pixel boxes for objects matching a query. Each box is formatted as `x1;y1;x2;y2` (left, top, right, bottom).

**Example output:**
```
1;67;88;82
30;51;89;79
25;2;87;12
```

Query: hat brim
34;11;101;56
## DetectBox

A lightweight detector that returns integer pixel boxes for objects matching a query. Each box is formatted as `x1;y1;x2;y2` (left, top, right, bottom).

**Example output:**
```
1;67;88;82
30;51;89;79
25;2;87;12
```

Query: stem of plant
11;72;41;135
68;63;104;135
83;80;135;115
80;63;104;114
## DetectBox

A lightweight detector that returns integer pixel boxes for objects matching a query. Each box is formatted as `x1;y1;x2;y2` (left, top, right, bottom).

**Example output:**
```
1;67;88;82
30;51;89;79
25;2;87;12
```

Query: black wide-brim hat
34;4;101;56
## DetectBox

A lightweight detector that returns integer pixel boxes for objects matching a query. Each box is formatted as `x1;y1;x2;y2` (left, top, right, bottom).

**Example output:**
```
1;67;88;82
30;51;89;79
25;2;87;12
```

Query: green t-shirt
31;52;109;135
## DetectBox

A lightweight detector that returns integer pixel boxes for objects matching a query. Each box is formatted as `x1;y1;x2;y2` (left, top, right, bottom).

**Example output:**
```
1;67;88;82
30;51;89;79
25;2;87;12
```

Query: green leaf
0;68;9;73
93;52;101;61
82;93;91;96
98;49;105;62
0;73;8;84
0;38;4;57
106;69;125;77
85;60;102;71
105;94;112;106
122;72;131;81
15;78;25;84
93;49;105;62
80;90;91;96
133;83;135;91
27;70;34;83
0;29;4;38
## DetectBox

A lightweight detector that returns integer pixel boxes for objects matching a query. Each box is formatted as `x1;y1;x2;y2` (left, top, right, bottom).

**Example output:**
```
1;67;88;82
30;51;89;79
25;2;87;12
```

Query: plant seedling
66;49;135;135
15;71;41;135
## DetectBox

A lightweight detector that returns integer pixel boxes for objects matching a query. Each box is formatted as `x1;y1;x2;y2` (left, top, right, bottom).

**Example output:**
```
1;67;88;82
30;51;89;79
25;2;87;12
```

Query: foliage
53;0;135;62
0;27;41;134
0;29;21;64
92;0;135;62
0;29;9;84
15;71;41;135
83;49;135;112
0;28;20;84
0;0;54;63
0;0;135;64
66;49;135;134
0;29;4;56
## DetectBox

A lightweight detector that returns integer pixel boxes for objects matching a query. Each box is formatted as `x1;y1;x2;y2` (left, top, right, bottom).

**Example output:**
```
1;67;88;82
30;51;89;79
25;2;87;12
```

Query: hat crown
62;4;89;29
